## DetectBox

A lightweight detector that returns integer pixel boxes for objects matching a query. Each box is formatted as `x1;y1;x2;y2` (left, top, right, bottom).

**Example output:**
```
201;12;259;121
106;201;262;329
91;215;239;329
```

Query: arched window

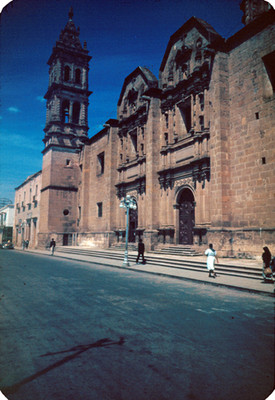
72;102;80;124
75;68;81;84
64;66;71;82
62;100;70;123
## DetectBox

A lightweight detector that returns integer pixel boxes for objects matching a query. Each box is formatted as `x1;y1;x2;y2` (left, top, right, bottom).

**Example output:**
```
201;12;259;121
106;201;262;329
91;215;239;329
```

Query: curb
20;249;275;298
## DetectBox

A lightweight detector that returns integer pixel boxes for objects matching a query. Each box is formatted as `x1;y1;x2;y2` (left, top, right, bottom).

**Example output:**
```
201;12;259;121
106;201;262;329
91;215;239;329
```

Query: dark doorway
178;189;195;245
63;234;72;246
129;207;138;243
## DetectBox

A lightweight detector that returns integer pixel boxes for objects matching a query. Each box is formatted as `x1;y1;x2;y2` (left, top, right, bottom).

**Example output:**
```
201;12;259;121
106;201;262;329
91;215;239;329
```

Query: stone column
144;95;161;250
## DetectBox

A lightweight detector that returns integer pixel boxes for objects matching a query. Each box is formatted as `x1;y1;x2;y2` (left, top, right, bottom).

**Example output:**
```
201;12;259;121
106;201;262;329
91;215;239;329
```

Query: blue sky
0;0;247;202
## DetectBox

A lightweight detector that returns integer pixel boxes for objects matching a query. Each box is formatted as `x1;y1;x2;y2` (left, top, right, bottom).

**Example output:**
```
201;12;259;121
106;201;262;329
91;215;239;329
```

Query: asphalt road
0;250;274;400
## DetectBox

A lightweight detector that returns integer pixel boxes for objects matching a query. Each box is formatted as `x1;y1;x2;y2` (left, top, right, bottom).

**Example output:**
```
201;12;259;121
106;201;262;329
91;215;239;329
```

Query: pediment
117;67;157;118
159;17;223;88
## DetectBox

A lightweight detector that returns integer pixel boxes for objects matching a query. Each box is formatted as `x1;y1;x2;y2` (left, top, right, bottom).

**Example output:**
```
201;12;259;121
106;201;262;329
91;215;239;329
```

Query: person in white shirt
205;243;219;278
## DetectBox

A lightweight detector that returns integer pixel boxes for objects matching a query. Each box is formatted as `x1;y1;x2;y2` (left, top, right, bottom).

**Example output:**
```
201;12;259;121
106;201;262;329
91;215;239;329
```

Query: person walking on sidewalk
50;238;56;256
136;238;146;264
262;246;272;269
205;243;219;278
262;246;272;280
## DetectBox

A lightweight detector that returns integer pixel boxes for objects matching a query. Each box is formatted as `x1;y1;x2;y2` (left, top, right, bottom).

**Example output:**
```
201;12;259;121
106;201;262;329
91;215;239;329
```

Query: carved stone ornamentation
174;177;194;189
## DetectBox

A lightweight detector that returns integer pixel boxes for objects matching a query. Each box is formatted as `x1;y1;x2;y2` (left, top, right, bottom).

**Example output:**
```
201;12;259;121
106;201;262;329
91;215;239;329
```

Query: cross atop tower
68;6;73;20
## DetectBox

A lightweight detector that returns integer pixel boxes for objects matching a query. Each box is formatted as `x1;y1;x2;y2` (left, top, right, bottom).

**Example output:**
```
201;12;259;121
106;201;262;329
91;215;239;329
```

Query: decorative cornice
115;176;146;198
41;185;78;193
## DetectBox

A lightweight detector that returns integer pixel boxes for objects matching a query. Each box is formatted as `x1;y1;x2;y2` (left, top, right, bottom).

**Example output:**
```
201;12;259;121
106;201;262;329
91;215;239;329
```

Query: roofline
88;126;109;144
0;204;14;212
160;10;275;73
15;170;42;191
224;9;275;52
160;16;223;72
117;66;157;106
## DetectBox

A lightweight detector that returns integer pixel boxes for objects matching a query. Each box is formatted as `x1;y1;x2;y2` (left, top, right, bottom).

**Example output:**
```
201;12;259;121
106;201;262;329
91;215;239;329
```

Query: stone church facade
14;1;275;258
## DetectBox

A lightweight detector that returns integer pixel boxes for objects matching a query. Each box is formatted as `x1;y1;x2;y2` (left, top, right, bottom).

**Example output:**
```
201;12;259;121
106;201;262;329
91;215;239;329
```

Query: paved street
0;251;274;400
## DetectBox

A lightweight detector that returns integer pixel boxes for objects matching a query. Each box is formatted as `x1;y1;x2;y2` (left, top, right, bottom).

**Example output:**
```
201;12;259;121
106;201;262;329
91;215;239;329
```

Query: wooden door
178;190;195;245
129;208;138;243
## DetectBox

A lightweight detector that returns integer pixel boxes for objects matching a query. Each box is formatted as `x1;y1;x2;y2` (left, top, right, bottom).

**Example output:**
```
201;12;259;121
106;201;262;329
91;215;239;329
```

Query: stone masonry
14;1;275;259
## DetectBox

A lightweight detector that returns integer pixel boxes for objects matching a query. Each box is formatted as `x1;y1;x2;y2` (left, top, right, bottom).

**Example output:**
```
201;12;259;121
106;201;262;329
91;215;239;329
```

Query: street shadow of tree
1;337;125;395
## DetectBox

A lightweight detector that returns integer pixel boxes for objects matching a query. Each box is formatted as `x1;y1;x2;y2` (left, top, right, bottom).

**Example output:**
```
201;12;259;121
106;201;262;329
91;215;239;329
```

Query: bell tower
39;8;92;247
240;0;272;25
43;7;91;149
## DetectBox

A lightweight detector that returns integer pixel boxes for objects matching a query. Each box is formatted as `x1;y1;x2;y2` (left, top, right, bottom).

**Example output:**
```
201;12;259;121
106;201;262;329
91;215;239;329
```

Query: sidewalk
21;248;274;297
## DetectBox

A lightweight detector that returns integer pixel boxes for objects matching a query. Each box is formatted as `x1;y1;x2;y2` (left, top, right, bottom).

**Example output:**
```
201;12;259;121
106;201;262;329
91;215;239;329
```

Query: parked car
1;242;14;249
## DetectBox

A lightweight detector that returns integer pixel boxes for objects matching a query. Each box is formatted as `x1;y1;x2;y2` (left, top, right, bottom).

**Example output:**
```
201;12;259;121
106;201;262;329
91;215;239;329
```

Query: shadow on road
1;337;125;395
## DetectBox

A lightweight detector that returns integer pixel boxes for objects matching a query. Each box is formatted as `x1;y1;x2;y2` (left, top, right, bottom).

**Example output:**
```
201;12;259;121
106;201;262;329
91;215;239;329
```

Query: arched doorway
178;188;195;245
129;207;138;243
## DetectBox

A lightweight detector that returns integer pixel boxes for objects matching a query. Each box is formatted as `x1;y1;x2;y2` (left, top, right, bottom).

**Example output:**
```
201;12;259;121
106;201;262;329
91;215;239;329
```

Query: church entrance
178;189;195;245
129;207;138;243
63;233;72;246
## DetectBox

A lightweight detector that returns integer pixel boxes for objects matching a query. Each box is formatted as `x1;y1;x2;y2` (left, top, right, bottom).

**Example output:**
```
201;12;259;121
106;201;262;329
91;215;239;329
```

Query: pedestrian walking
262;246;272;269
136;238;146;264
50;238;56;256
205;243;219;278
262;246;272;280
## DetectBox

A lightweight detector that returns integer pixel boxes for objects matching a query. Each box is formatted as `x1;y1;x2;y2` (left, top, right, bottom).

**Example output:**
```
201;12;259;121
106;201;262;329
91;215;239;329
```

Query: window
66;159;71;167
199;93;204;111
97;202;103;217
199;116;204;131
97;152;105;174
165;113;169;129
64;66;71;82
178;98;191;133
130;130;137;153
62;100;70;123
75;68;81;84
72;102;80;124
262;51;275;91
164;132;168;145
63;209;69;216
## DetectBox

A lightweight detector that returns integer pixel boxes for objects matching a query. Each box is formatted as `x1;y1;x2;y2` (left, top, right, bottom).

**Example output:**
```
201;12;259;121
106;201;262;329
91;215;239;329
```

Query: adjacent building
13;171;42;248
0;204;14;244
14;1;275;257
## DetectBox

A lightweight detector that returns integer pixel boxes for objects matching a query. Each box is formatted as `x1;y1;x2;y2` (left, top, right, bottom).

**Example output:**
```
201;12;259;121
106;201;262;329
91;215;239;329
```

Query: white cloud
36;96;46;103
0;132;42;151
8;106;20;113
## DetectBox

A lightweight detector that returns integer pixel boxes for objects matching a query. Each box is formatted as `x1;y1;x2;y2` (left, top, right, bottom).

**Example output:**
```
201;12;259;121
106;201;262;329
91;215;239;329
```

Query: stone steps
55;247;262;280
152;245;202;257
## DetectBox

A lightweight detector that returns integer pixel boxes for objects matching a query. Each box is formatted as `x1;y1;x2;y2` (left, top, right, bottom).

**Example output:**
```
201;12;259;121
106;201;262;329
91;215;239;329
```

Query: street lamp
119;195;137;267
